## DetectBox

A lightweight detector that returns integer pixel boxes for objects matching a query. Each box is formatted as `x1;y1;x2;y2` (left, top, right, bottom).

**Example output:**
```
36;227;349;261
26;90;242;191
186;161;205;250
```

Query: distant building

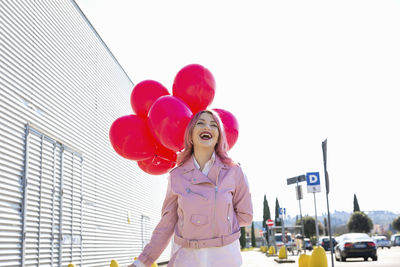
372;224;391;235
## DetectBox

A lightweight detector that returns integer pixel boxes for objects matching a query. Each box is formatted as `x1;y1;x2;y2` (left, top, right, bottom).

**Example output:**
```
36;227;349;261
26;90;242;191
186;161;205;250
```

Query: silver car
372;235;391;249
274;233;295;252
391;234;400;246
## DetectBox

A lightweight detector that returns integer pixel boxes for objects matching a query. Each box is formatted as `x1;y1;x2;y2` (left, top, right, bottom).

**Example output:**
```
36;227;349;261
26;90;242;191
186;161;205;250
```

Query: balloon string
152;155;177;164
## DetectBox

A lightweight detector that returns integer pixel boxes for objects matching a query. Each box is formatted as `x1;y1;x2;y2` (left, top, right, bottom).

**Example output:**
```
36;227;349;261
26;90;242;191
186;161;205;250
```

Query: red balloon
212;109;239;150
154;142;178;163
109;115;156;160
137;140;177;175
130;80;169;118
137;156;176;175
172;64;216;114
148;95;193;151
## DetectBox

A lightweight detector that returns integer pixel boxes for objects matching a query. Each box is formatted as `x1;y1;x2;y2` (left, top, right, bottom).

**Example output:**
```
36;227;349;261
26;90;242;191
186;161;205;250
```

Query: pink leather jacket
138;155;253;267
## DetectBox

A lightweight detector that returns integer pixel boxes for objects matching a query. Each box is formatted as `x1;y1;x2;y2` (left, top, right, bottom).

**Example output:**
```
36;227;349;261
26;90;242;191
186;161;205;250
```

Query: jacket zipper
213;185;218;237
227;203;232;234
186;188;208;200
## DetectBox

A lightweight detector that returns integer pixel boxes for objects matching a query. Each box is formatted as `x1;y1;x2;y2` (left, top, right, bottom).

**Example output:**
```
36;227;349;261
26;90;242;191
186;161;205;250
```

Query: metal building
0;1;169;266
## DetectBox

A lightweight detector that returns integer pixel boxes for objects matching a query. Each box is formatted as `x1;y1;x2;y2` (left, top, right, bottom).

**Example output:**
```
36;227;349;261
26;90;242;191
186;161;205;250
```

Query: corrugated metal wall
0;0;169;266
22;126;83;266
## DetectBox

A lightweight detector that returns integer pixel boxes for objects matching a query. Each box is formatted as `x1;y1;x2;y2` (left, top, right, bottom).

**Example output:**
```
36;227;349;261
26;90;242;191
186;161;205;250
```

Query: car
319;236;337;251
390;234;400;246
304;238;313;251
274;233;295;252
372;235;391;249
334;233;377;262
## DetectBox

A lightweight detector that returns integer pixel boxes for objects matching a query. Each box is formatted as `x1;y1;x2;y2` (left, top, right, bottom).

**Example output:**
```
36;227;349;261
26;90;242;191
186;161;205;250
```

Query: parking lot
240;246;400;267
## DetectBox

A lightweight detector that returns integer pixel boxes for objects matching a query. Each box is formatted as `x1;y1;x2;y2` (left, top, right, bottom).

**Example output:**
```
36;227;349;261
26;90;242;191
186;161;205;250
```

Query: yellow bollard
268;245;275;255
278;245;287;259
110;259;120;267
298;254;310;267
309;246;328;267
68;264;76;267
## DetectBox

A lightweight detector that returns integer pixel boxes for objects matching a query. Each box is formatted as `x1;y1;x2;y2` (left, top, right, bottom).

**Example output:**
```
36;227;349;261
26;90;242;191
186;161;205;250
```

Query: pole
296;180;305;253
313;192;320;246
325;184;334;265
322;139;334;267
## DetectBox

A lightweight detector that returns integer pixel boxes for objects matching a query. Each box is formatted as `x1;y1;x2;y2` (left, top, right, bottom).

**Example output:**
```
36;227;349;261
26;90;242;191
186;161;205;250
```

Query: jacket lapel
177;155;229;186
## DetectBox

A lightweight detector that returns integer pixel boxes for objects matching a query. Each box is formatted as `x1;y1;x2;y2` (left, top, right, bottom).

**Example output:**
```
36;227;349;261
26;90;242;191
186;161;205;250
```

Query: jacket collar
178;154;228;185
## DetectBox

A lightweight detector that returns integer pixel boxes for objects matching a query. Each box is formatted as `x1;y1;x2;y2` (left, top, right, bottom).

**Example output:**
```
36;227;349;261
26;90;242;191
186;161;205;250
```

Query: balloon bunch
109;64;239;175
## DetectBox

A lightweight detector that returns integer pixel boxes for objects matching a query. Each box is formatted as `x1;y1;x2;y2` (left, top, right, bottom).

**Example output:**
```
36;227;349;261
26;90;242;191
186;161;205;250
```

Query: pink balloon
213;109;239;150
148;95;193;151
109;115;156;160
130;80;169;118
173;64;216;114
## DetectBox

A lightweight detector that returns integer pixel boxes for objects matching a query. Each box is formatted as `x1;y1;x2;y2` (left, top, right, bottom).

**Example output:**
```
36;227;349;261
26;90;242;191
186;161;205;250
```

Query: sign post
266;219;274;246
259;230;266;246
306;172;321;246
322;139;334;267
287;174;306;252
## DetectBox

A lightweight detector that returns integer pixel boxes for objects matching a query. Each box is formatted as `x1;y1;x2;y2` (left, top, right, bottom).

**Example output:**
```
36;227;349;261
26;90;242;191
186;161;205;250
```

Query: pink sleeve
233;168;253;227
138;175;178;267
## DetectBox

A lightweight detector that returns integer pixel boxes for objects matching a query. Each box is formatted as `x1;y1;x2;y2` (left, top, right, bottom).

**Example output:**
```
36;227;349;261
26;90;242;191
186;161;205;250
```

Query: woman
129;110;253;267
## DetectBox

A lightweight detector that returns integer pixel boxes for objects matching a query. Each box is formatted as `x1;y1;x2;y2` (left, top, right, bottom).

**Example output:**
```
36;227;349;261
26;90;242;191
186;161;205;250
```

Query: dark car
334;233;377;262
319;236;337;251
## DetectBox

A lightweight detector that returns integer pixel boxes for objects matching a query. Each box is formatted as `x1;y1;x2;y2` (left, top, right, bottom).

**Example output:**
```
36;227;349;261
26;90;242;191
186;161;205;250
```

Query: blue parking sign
279;208;286;216
306;172;321;193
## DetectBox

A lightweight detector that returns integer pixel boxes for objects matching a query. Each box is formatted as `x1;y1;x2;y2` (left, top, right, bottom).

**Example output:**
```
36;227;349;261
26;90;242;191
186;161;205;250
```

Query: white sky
76;0;400;221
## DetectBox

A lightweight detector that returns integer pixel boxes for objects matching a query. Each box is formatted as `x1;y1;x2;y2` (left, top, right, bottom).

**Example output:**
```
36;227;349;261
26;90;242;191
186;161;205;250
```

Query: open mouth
200;131;213;140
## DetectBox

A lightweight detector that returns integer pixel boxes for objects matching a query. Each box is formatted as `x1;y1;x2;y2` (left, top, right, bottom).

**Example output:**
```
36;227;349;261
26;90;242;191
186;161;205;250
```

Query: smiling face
192;112;220;149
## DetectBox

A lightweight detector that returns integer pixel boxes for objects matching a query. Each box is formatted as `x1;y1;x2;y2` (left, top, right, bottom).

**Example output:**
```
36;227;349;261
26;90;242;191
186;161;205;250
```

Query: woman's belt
173;231;241;249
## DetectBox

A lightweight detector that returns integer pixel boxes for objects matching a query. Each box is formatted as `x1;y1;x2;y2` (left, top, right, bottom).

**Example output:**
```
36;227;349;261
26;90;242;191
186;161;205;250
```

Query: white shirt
192;152;216;176
134;153;242;267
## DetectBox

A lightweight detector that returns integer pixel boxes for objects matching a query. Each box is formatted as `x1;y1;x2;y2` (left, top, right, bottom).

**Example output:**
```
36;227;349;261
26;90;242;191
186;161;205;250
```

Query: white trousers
169;237;242;267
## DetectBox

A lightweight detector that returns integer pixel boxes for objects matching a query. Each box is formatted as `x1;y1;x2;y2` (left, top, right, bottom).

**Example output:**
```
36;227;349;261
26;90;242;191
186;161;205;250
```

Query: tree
240;227;246;249
353;194;360;212
347;211;373;233
262;194;271;242
275;198;281;228
392;216;400;232
251;222;256;247
324;217;328;236
296;216;323;238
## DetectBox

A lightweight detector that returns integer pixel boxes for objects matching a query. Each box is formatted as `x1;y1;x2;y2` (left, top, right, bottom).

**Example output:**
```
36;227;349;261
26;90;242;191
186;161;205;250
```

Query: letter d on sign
310;175;318;184
306;172;320;186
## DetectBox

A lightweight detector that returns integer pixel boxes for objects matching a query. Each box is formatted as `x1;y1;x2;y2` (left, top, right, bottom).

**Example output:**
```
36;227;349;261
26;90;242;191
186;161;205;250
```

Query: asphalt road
240;246;400;267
